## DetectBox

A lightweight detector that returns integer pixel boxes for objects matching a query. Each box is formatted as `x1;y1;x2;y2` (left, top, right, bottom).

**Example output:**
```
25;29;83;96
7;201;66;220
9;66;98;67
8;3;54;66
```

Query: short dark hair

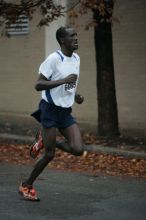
56;26;70;45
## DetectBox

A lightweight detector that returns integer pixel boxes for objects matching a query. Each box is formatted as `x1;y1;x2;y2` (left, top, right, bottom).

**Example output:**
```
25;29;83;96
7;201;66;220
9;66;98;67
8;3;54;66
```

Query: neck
61;48;73;57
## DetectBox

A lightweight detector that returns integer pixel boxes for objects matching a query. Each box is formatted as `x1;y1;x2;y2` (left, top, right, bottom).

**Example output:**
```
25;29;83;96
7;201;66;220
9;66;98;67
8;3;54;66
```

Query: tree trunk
94;21;119;137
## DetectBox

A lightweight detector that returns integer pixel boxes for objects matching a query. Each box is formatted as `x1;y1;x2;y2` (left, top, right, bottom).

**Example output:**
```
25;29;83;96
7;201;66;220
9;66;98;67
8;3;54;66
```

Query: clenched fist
75;94;84;104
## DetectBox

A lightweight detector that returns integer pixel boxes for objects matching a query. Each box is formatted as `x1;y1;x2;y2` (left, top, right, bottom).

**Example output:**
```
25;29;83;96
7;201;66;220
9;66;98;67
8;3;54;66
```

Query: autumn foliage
1;134;146;179
0;0;115;35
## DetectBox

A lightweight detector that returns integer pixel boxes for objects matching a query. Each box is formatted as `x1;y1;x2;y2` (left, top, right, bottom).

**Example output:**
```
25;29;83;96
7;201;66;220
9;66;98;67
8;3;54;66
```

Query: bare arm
35;73;77;91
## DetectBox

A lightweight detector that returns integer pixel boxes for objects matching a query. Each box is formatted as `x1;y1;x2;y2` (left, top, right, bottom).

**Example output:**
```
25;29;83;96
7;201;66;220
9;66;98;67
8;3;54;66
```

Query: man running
19;26;84;201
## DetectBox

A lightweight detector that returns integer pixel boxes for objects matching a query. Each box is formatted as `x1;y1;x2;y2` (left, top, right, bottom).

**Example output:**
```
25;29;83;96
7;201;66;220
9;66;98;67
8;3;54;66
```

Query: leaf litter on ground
0;132;146;179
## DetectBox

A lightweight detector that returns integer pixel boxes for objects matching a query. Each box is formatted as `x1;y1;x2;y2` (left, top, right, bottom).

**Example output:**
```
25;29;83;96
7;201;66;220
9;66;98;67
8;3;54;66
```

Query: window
6;15;29;36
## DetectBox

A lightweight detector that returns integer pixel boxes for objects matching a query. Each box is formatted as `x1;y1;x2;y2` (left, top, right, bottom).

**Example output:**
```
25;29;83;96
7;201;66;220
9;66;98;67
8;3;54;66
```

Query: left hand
75;94;84;104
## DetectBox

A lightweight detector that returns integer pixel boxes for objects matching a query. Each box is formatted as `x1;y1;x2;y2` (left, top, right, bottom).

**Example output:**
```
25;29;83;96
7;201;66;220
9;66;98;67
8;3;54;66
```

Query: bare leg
57;123;84;156
24;127;56;186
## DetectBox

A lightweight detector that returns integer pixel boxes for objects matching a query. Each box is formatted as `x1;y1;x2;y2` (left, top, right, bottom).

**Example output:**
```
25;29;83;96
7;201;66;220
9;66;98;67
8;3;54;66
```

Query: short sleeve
38;56;54;79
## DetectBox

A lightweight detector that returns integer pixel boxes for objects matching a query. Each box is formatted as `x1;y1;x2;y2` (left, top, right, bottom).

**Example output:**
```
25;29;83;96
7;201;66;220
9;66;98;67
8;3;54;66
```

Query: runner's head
56;26;78;52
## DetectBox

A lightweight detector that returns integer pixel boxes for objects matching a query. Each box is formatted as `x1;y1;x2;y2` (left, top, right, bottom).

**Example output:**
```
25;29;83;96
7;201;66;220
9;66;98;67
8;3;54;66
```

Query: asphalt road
0;163;146;220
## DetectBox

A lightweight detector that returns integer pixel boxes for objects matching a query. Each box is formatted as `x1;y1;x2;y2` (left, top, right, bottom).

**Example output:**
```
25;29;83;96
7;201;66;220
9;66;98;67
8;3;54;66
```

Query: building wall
0;0;146;137
113;0;146;135
0;11;44;115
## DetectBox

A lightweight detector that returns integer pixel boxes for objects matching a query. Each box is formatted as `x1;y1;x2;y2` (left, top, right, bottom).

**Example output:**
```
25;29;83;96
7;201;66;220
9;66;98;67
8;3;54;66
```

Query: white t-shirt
38;50;80;108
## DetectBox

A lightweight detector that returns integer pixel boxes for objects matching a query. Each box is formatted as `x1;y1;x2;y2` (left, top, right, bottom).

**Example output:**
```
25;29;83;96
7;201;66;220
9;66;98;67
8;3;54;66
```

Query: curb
0;133;146;160
84;145;146;159
0;133;34;144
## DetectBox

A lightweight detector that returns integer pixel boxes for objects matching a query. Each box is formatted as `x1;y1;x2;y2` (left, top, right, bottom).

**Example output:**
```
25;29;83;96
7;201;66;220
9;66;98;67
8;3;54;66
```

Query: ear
60;37;65;44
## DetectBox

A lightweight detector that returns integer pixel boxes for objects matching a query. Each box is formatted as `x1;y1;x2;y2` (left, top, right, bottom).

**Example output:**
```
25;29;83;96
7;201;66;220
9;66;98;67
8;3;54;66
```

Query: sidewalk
0;132;146;159
0;163;146;220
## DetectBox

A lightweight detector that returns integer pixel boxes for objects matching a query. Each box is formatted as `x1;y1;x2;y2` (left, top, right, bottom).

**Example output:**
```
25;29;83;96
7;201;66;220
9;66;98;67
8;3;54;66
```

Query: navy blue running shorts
31;99;76;129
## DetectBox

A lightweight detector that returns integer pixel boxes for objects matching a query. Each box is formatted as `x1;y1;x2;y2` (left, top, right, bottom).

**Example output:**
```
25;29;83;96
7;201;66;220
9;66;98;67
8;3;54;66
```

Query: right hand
63;74;77;84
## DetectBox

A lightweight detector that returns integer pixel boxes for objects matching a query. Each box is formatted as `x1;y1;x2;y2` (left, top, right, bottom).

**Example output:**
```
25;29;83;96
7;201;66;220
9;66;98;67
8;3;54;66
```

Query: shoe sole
18;190;40;202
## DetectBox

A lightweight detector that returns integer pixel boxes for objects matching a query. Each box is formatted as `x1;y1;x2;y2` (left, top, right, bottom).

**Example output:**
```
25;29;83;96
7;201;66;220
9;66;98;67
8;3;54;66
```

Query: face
62;28;78;51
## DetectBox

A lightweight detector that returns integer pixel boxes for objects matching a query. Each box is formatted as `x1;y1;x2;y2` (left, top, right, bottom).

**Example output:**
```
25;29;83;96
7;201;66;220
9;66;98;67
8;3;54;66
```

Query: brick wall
0;0;146;137
0;12;44;115
113;0;146;135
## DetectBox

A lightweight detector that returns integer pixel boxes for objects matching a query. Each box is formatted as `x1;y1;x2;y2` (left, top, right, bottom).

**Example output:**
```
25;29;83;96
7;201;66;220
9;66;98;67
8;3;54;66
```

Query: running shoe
19;183;40;201
30;131;44;159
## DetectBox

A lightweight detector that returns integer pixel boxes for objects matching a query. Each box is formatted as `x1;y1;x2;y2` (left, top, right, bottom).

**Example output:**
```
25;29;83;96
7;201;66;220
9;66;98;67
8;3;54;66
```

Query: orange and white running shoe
19;183;40;201
30;131;44;159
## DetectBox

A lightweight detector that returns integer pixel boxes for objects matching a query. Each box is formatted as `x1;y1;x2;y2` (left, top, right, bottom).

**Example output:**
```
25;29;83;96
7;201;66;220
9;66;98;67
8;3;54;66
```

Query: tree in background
0;0;119;138
93;0;119;137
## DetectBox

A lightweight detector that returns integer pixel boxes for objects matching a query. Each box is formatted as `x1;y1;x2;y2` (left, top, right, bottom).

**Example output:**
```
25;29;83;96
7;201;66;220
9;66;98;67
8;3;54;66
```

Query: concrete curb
84;145;146;159
0;133;146;159
0;133;34;143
